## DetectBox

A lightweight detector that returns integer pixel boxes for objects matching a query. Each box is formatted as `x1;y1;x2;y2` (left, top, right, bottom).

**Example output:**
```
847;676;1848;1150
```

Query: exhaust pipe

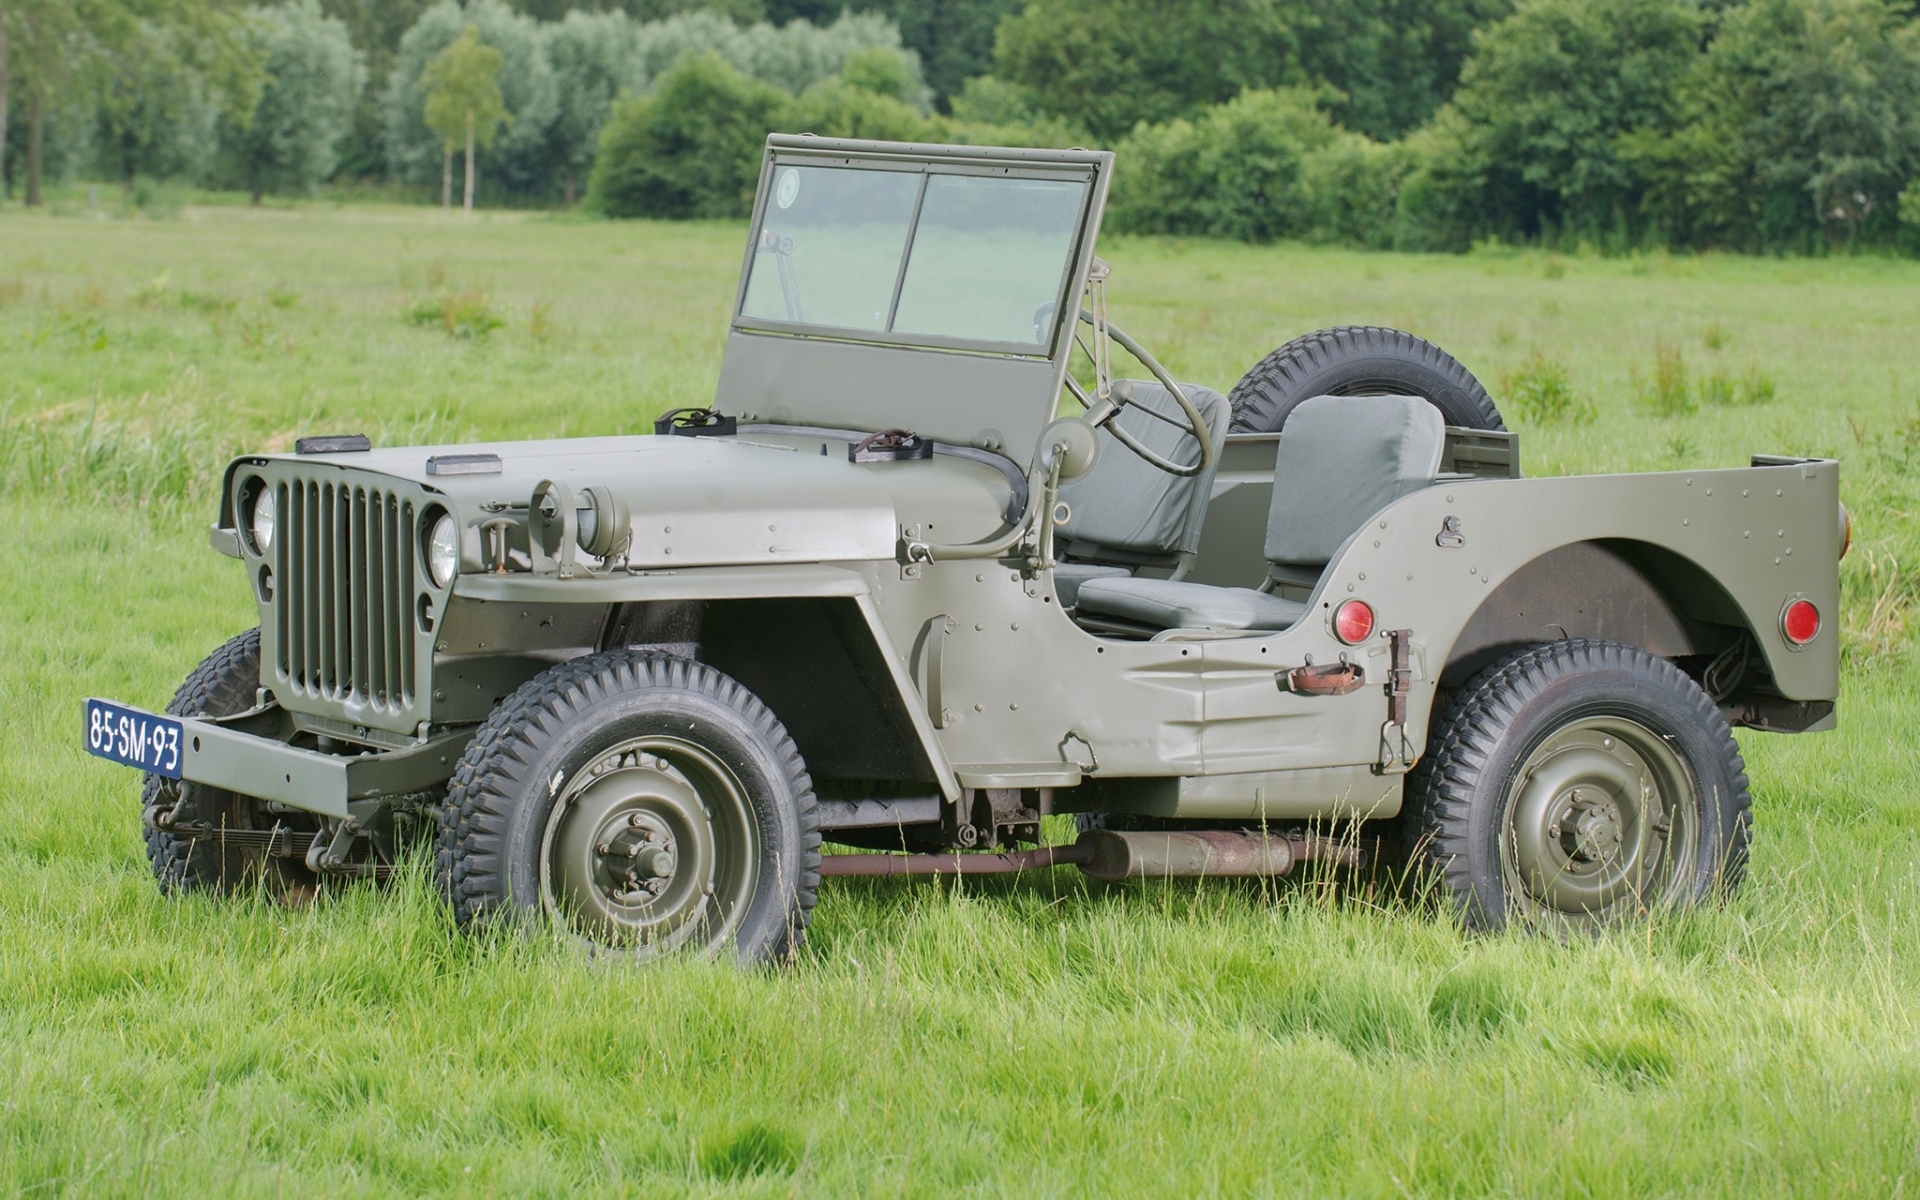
817;830;1360;879
1077;829;1358;880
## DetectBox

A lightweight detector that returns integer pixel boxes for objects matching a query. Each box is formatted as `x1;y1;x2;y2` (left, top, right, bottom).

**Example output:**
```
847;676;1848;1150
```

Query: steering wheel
1046;306;1212;478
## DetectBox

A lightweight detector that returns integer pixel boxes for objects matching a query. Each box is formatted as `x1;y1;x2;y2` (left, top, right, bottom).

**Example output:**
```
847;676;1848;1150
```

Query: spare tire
1228;325;1504;433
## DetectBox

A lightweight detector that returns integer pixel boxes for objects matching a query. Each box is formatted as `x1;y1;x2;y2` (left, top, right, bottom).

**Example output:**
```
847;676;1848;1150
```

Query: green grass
2;203;1919;1196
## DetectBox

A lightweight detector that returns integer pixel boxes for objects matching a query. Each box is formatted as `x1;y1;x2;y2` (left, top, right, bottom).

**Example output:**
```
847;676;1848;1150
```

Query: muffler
1076;829;1357;880
816;830;1360;878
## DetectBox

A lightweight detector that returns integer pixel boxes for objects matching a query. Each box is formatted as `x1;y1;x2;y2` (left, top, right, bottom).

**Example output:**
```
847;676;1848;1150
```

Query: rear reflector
1334;599;1375;645
1781;598;1820;646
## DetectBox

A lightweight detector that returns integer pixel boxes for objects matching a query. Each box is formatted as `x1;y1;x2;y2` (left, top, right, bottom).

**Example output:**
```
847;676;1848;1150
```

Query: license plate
84;699;183;778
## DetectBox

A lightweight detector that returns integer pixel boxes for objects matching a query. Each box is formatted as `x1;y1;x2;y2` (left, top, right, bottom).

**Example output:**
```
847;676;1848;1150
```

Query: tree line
4;0;1919;254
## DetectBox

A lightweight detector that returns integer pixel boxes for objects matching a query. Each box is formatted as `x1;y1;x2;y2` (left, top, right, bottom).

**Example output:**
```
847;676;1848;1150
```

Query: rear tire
1228;325;1504;433
143;629;320;897
1400;640;1750;933
436;650;820;966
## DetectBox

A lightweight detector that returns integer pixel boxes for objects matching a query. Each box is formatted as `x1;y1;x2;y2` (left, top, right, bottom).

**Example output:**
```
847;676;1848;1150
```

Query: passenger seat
1072;394;1446;634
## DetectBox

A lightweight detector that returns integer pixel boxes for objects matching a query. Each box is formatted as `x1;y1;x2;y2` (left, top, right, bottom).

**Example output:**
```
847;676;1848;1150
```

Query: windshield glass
740;163;1087;351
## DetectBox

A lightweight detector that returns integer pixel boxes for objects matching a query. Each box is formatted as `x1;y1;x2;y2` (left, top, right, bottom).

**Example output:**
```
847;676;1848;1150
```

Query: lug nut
597;842;611;855
628;813;644;828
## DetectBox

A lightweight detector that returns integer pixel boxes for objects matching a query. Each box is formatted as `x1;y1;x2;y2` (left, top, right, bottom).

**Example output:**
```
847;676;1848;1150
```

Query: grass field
2;202;1918;1196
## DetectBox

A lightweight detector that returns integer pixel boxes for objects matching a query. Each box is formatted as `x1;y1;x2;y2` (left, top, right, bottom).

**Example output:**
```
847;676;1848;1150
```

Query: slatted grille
273;477;418;714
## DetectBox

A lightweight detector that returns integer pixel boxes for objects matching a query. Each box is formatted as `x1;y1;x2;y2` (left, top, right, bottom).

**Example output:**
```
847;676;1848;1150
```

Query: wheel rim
1499;715;1699;923
539;736;759;958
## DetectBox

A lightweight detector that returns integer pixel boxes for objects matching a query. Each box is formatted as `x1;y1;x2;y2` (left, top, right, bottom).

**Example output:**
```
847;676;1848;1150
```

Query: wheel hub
1502;717;1696;922
1552;788;1624;864
540;737;757;958
593;810;679;900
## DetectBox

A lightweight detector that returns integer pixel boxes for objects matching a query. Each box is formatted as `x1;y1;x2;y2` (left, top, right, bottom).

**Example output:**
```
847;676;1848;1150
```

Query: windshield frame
731;142;1106;360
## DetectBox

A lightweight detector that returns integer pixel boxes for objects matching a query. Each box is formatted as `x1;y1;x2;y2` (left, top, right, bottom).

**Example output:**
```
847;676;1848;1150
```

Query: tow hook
1377;629;1416;775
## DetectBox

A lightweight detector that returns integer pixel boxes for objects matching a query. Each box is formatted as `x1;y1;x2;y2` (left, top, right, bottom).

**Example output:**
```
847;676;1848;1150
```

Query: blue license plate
84;699;183;778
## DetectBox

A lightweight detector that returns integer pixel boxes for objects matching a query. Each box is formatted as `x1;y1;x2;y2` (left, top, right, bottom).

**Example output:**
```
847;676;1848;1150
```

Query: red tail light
1334;599;1375;645
1781;598;1820;646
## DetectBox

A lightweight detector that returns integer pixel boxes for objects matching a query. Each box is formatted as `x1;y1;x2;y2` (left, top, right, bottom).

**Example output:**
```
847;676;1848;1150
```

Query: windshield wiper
757;229;803;323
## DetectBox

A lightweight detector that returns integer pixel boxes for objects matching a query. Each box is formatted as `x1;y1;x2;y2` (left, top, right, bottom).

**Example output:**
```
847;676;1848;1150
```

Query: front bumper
85;699;471;819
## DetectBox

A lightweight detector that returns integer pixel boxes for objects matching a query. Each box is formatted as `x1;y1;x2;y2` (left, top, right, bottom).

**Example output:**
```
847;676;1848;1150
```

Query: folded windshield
740;163;1087;352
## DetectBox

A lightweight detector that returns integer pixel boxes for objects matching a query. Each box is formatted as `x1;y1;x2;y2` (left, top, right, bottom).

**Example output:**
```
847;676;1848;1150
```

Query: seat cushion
1075;577;1306;632
1053;562;1131;609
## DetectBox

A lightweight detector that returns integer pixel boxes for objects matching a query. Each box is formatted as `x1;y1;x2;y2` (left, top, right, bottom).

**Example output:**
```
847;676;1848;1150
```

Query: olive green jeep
86;137;1844;963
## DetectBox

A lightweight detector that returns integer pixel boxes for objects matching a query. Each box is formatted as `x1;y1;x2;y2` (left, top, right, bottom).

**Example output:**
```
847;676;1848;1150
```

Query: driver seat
1072;394;1446;634
1051;381;1232;608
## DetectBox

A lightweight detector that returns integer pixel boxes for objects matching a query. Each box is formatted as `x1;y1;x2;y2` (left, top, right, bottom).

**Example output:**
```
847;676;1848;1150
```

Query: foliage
405;286;506;339
1397;0;1920;253
381;0;558;200
761;0;1024;104
585;44;945;219
541;10;645;202
626;9;927;105
992;0;1515;143
1632;336;1696;415
422;24;509;155
1501;349;1593;423
991;0;1300;143
91;22;223;187
585;51;789;218
214;1;364;202
1631;0;1920;252
1107;88;1410;246
1401;0;1705;249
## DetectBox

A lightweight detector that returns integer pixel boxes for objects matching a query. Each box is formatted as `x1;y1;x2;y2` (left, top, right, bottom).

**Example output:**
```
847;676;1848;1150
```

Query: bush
586;53;789;219
1633;337;1696;415
405;289;505;340
788;77;935;142
1107;88;1411;245
1501;350;1593;423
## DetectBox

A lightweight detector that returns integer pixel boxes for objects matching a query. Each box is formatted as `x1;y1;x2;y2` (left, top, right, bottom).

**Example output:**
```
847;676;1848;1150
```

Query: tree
5;0;260;204
1635;0;1920;250
93;22;222;190
422;24;508;213
216;1;363;203
382;0;556;203
993;0;1302;141
1407;0;1703;246
543;9;643;205
586;50;788;217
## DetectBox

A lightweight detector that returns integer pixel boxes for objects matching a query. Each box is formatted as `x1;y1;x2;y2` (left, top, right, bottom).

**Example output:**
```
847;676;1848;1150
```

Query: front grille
273;477;418;715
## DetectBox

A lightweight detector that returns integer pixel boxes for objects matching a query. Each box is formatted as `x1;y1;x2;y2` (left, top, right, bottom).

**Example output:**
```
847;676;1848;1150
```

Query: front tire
436;651;821;965
1403;640;1751;932
143;629;320;898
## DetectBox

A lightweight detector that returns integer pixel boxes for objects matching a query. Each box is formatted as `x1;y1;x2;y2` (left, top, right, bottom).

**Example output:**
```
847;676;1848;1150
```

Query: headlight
427;513;459;588
249;485;276;557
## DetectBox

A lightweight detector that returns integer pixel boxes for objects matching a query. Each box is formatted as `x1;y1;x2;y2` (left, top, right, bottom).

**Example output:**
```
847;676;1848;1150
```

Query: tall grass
2;205;1918;1195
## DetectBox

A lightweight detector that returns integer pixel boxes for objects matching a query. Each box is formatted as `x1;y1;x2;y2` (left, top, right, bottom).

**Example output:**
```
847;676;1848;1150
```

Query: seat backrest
1055;381;1231;561
1264;394;1446;571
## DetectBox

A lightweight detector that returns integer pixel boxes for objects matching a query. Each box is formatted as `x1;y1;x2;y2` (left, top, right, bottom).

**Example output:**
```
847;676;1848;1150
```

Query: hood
239;431;1011;572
